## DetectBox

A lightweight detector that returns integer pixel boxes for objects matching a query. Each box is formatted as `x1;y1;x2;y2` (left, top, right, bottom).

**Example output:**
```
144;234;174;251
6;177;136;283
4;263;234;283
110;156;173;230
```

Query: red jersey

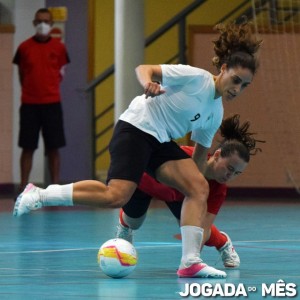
138;146;227;215
13;36;70;104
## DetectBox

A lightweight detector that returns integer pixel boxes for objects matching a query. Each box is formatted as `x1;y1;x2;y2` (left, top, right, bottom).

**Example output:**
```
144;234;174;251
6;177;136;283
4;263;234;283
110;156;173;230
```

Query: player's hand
144;82;165;98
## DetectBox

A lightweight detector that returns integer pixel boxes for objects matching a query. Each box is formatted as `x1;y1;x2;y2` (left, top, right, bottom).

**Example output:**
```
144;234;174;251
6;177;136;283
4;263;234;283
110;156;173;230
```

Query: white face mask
35;22;52;36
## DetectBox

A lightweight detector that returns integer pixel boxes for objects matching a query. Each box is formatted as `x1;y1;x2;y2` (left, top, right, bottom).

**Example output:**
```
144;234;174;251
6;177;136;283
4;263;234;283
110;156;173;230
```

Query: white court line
0;239;299;255
0;267;99;273
236;239;300;243
0;247;98;254
0;243;181;255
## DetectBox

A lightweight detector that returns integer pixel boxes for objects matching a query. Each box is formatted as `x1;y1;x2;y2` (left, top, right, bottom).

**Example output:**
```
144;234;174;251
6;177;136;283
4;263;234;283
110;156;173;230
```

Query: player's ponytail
217;114;265;162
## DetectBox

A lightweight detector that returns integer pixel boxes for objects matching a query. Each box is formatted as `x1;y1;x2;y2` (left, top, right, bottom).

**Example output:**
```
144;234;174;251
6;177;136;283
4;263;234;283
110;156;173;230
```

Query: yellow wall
90;0;115;174
90;0;250;173
144;0;249;63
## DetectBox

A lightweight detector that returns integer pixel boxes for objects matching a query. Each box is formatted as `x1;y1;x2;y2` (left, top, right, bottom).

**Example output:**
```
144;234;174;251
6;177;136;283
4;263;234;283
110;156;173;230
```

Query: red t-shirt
138;146;227;215
13;36;70;104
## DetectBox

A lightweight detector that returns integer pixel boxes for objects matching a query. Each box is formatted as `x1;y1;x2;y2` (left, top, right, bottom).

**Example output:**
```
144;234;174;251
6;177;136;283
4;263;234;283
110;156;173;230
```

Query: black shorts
18;103;66;150
123;187;182;220
107;120;190;184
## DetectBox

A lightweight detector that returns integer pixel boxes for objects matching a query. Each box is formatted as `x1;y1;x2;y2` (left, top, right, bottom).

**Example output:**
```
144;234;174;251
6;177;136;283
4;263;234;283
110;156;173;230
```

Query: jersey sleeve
12;48;21;65
191;103;223;147
13;41;26;65
59;43;70;67
191;124;218;148
161;64;203;88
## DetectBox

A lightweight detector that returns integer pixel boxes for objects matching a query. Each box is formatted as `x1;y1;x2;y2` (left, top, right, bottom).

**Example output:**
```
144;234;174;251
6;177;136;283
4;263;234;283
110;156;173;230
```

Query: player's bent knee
106;179;137;208
188;177;209;202
108;199;127;209
200;179;209;198
108;194;131;209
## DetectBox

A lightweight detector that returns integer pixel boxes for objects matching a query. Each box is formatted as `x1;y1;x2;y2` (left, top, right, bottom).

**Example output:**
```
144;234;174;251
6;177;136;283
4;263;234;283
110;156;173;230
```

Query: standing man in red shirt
13;8;70;192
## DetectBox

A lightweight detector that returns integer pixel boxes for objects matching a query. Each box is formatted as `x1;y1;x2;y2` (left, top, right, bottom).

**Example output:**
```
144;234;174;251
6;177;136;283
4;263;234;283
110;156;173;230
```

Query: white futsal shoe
177;260;227;278
13;183;43;217
218;232;240;268
115;224;133;244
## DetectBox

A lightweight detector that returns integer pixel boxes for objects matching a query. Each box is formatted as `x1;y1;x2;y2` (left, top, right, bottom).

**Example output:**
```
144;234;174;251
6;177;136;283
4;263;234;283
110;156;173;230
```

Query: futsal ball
97;238;138;278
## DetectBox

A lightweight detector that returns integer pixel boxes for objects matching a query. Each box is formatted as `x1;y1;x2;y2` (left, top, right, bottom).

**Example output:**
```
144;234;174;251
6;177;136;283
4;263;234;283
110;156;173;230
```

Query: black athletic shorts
18;103;66;150
107;120;190;184
122;187;182;220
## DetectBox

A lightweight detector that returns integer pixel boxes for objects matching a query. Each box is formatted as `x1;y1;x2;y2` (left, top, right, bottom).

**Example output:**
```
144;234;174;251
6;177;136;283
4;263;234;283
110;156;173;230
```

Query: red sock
119;209;129;227
205;224;227;250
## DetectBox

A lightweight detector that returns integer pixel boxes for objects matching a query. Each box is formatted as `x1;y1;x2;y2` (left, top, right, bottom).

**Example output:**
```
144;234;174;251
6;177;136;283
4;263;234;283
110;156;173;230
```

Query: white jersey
119;64;223;148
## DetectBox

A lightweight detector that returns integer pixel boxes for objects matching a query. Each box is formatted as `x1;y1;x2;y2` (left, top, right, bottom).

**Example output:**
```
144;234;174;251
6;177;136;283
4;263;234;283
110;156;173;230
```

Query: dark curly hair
212;17;262;74
218;114;265;162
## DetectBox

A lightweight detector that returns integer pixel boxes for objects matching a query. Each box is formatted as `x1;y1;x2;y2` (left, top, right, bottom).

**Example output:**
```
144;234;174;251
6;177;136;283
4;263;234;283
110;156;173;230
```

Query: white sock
40;184;74;206
180;225;204;268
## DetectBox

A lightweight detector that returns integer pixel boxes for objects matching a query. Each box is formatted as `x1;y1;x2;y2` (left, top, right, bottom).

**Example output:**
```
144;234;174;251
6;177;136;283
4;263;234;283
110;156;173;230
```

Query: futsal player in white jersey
14;19;262;278
116;114;265;269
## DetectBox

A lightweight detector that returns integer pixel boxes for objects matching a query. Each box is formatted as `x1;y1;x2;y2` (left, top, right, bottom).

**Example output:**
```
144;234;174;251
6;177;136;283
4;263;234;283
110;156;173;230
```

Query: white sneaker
218;232;240;268
13;183;43;217
177;261;227;278
115;224;133;243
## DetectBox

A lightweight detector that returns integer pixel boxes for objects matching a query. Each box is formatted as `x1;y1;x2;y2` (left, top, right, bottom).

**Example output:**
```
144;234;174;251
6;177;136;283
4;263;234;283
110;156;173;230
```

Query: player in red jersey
116;114;264;268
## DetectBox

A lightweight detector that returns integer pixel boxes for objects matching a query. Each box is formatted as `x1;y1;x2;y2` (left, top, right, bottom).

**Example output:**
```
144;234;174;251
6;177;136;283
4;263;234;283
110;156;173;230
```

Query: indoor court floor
0;198;299;299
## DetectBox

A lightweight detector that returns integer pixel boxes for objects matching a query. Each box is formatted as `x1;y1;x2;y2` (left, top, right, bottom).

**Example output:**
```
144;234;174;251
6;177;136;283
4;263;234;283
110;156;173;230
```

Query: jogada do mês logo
178;280;297;298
